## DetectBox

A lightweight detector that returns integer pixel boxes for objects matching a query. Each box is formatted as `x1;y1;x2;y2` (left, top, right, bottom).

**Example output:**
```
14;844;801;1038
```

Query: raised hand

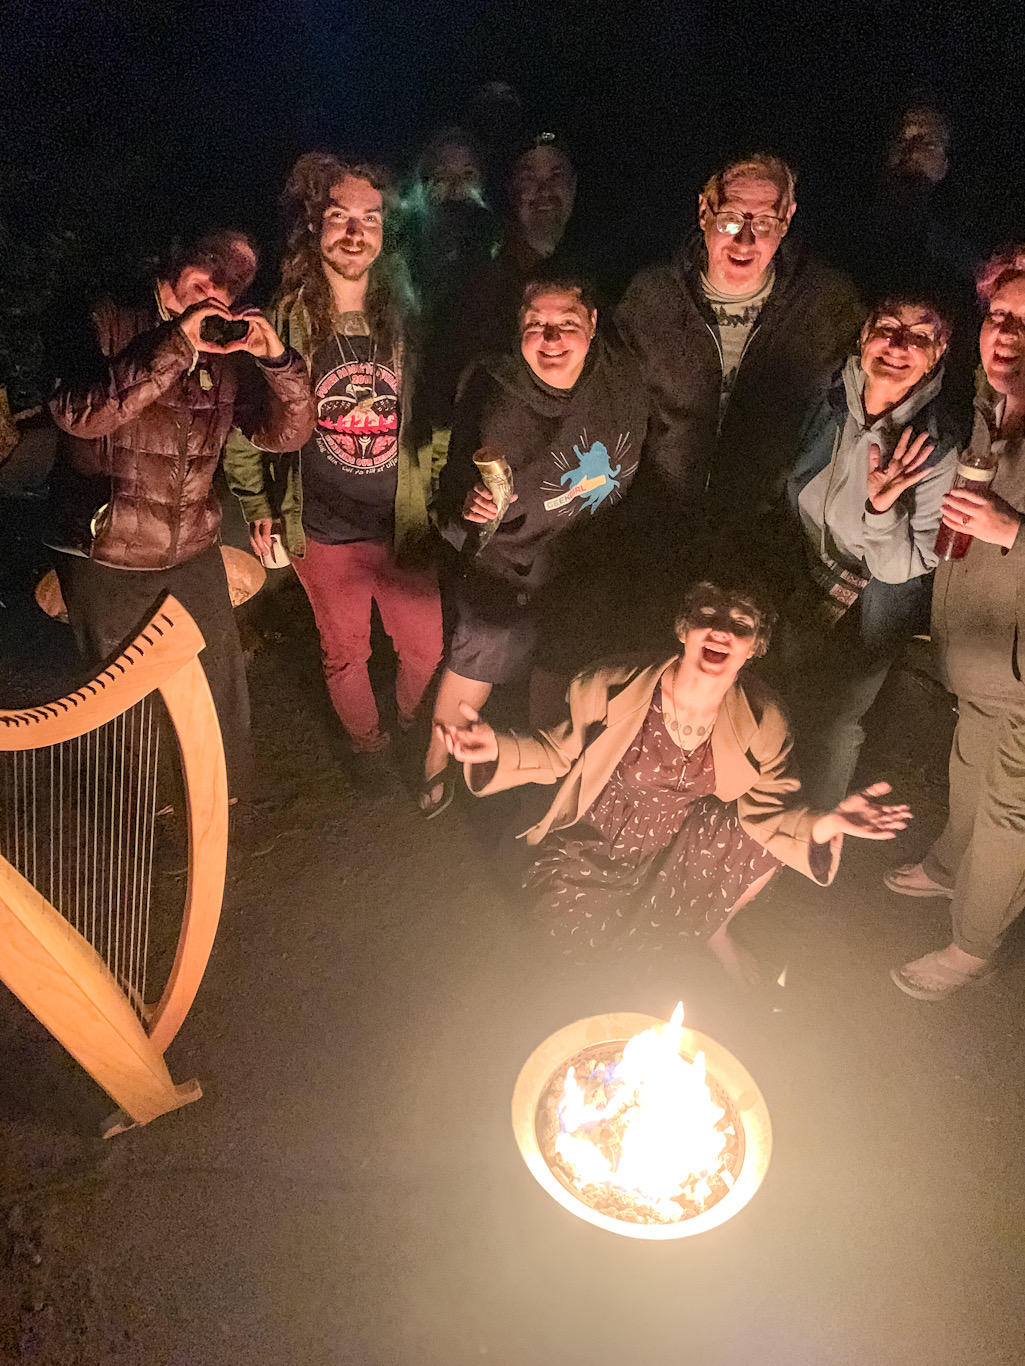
866;426;935;512
436;701;499;764
231;309;286;360
941;486;1021;550
177;299;237;353
811;781;912;844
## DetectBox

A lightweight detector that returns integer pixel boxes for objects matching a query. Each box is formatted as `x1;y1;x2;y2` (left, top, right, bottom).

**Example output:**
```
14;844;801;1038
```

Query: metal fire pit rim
511;1011;772;1241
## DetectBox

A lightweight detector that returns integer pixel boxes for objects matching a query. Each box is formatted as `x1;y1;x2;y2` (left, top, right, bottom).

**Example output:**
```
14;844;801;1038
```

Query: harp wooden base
102;1078;203;1139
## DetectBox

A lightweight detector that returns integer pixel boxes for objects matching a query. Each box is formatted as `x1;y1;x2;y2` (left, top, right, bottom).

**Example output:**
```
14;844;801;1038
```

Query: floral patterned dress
525;689;780;948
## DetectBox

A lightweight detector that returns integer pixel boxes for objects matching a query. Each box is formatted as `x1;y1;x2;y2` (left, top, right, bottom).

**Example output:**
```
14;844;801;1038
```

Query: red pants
294;538;443;753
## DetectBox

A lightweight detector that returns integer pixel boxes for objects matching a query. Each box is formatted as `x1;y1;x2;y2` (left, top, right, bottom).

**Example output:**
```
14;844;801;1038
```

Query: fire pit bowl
511;1011;772;1240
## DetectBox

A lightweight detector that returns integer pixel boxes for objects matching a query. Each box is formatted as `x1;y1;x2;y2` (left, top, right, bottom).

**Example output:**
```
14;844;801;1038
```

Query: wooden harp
0;595;228;1136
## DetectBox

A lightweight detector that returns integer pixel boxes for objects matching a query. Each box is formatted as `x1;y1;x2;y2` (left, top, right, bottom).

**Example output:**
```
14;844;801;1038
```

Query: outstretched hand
811;781;912;844
436;701;499;764
866;426;935;512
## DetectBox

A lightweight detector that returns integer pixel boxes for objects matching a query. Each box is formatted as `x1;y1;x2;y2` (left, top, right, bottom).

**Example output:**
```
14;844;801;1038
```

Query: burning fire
553;1003;732;1221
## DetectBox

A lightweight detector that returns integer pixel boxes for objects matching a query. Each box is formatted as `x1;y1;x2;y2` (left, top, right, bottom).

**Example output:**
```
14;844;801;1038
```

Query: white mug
260;533;291;569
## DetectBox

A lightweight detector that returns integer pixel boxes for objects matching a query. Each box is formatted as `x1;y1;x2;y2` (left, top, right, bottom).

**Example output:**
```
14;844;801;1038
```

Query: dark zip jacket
615;232;862;569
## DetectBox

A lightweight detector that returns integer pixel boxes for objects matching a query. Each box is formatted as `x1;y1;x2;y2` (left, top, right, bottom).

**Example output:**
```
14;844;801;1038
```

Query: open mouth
726;251;756;269
701;645;729;666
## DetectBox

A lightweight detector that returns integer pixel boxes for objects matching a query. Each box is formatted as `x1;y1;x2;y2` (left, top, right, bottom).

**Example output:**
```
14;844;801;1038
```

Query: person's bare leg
422;670;493;811
706;866;778;983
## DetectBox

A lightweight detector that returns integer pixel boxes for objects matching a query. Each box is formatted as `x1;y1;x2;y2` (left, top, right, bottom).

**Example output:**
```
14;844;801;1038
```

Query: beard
321;242;376;283
519;206;569;259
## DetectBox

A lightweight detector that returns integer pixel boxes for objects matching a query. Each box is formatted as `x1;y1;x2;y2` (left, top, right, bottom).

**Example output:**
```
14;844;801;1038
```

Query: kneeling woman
439;582;910;974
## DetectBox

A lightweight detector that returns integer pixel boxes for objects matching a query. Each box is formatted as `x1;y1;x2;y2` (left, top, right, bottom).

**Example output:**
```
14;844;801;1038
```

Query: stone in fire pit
511;1010;772;1240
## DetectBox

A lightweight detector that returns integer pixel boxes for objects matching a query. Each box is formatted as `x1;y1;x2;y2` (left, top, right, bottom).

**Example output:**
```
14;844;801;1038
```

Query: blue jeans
777;576;931;809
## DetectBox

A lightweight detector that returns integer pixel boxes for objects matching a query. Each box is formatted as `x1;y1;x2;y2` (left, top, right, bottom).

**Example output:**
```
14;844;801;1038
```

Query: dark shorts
446;574;537;685
446;563;631;686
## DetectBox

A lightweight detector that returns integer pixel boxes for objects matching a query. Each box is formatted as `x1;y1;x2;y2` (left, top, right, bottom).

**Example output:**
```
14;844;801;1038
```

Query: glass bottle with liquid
934;448;999;561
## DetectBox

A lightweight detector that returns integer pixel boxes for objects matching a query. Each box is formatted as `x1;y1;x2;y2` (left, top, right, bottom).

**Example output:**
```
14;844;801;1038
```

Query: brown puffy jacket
49;297;314;569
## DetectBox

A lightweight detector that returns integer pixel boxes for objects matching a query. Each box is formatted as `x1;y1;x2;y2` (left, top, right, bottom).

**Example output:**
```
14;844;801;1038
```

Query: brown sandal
883;863;953;898
890;951;993;1000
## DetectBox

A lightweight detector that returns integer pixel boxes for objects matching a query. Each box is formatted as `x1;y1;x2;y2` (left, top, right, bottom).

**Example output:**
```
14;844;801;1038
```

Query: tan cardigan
931;379;1025;707
469;656;841;882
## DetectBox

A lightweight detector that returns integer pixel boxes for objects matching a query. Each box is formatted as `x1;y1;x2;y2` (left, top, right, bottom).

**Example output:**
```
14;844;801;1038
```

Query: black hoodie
436;333;648;593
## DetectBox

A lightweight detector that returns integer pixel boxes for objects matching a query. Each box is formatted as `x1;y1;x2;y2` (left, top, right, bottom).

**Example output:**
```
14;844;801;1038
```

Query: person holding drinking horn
438;579;911;979
424;273;646;816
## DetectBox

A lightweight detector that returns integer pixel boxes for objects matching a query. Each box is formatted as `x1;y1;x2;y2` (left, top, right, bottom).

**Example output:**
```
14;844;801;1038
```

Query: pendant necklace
333;313;377;397
664;667;712;745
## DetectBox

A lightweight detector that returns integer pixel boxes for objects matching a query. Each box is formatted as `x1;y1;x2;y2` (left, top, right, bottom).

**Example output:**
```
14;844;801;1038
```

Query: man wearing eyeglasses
616;153;862;602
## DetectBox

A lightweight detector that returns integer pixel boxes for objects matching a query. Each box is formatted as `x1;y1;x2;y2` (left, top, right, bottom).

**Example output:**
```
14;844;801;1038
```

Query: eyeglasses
983;310;1025;336
867;321;940;351
710;210;785;238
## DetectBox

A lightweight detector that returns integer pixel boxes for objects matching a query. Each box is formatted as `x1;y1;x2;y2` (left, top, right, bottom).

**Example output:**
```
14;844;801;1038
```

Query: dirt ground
2;479;1025;1365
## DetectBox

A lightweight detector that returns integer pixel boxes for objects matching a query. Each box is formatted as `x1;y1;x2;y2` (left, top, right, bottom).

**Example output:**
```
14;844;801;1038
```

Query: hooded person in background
425;275;648;815
779;295;962;808
429;134;585;428
401;128;497;434
616;152;862;614
47;228;315;802
400;127;495;330
840;101;979;415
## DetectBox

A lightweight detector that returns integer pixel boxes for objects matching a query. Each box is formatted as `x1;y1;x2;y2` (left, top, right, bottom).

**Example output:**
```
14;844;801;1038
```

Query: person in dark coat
616;152;862;610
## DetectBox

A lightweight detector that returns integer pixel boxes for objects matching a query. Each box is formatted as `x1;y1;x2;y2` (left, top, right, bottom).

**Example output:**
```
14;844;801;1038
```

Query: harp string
0;697;163;1020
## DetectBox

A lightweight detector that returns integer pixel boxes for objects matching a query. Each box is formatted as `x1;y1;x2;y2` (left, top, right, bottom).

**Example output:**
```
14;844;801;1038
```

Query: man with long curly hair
224;154;444;794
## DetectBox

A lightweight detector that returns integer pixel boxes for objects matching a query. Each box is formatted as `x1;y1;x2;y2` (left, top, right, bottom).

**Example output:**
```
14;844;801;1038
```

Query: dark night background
3;0;1025;312
5;7;1025;1363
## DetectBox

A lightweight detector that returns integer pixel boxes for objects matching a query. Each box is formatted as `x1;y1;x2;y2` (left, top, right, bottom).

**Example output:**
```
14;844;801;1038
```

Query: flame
553;1003;728;1220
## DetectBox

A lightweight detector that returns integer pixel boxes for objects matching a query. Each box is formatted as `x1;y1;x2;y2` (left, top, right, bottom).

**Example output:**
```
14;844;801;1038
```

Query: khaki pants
923;697;1025;958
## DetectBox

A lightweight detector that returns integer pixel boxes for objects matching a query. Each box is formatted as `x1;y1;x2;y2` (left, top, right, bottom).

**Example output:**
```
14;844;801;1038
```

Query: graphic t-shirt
300;323;399;545
701;268;775;426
